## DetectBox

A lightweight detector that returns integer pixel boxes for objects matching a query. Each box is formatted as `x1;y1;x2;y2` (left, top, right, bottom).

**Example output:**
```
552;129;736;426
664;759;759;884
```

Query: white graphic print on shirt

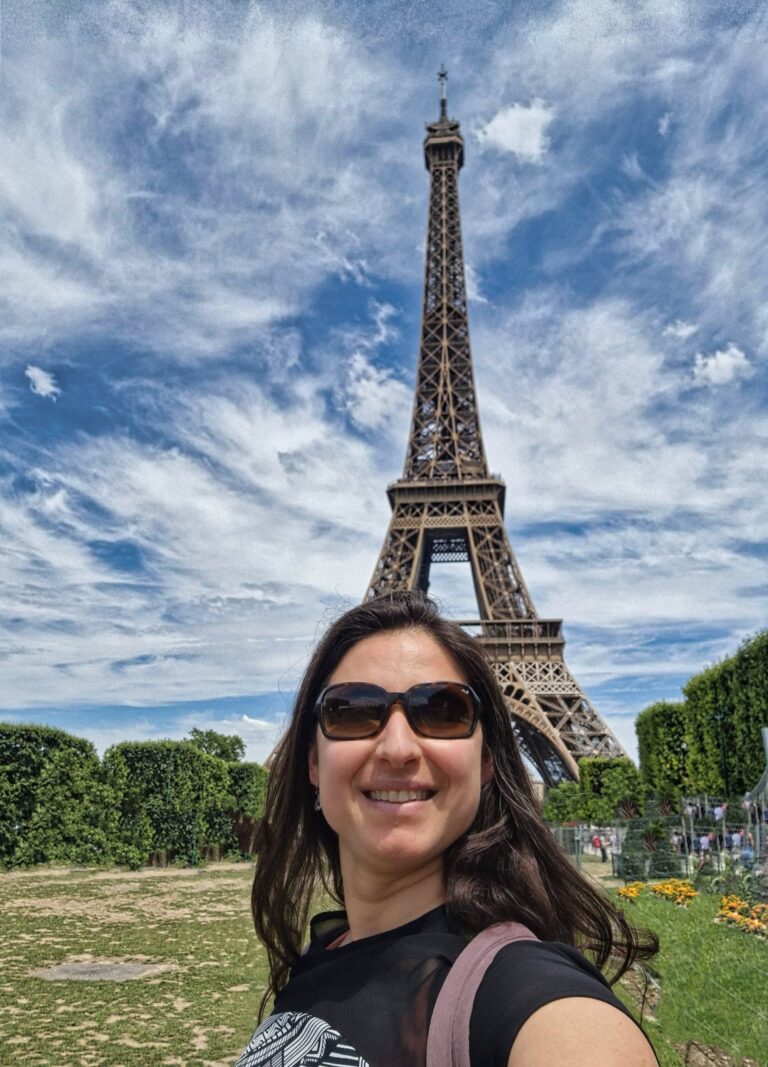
235;1011;370;1067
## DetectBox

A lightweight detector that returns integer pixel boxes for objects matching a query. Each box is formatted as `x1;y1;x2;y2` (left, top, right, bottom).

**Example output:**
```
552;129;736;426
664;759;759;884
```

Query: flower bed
617;880;767;941
714;896;768;939
617;879;698;907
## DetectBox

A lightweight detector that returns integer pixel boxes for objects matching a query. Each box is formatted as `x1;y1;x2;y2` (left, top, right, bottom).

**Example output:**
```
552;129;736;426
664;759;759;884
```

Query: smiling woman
238;591;659;1067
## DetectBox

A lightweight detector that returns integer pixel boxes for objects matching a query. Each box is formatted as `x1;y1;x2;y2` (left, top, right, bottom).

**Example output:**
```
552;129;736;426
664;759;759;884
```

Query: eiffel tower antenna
438;63;448;119
365;79;625;784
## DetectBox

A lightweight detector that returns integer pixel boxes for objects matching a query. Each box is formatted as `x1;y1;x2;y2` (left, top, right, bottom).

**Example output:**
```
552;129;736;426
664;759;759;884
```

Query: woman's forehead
328;629;467;689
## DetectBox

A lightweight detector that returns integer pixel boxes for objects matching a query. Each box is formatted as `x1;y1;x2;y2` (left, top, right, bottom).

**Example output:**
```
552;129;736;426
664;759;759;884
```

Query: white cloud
465;263;488;304
621;152;647;183
476;100;555;163
25;365;61;399
0;370;399;706
663;319;698;340
342;352;412;433
2;0;767;743
693;343;752;386
0;4;417;358
471;294;768;639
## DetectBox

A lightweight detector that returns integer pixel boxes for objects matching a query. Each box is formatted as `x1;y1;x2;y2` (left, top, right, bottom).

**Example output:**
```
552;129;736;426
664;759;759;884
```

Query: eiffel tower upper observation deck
365;70;625;784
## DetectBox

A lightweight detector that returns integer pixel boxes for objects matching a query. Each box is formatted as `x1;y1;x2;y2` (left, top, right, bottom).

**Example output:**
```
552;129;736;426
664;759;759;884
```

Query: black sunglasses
313;681;482;740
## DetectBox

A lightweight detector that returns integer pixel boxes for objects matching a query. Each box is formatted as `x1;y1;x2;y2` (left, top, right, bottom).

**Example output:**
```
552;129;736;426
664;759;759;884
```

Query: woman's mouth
365;789;435;803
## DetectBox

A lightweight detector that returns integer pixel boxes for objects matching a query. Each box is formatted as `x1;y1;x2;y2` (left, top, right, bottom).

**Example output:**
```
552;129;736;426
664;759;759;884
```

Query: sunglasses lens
409;684;477;738
321;684;385;739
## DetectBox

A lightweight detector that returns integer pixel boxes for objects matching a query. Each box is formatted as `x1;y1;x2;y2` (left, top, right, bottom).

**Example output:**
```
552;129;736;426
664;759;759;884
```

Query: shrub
13;746;117;867
104;740;232;866
0;724;96;867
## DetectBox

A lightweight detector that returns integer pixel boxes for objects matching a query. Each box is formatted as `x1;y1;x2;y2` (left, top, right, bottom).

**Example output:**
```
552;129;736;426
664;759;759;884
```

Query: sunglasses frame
313;680;482;741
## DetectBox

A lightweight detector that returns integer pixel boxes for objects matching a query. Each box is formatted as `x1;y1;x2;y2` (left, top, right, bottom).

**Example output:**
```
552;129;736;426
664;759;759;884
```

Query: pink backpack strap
426;921;538;1067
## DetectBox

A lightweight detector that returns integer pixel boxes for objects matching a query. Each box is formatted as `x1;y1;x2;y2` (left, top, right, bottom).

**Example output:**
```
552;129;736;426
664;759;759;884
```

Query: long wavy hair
251;590;657;1016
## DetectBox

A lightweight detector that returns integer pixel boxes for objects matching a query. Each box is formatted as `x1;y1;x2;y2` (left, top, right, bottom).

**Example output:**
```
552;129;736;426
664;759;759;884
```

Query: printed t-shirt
235;904;639;1067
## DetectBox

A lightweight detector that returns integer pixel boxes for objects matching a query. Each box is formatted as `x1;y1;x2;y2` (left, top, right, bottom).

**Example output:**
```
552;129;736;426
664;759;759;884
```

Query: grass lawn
0;863;264;1066
612;888;767;1067
1;861;765;1066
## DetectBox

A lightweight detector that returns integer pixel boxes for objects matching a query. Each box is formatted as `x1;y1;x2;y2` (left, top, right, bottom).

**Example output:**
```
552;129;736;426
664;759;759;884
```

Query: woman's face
308;628;493;882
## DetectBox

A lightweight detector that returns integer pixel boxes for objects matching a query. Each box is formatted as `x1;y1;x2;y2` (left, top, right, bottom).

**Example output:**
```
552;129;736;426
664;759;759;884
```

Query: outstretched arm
508;997;657;1067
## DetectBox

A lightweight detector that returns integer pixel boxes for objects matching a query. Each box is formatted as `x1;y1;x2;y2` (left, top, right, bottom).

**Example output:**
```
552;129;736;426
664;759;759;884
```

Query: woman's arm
507;997;657;1067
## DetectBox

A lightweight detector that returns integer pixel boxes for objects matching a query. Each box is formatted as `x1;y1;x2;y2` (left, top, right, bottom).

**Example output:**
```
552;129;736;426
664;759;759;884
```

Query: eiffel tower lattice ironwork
365;71;625;784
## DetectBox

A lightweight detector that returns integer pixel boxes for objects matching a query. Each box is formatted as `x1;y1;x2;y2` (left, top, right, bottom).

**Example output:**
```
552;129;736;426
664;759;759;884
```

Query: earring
314;788;322;812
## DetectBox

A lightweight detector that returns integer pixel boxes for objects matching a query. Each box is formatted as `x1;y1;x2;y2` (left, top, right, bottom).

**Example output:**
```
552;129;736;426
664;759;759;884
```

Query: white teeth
368;789;431;803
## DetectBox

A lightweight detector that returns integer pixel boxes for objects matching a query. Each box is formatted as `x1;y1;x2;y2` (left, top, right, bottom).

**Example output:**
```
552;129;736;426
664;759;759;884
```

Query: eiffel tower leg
467;516;535;619
513;660;625;761
367;507;424;597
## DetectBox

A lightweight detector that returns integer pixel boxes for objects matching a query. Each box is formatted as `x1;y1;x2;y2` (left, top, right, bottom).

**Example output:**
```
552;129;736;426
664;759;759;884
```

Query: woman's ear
308;739;319;787
481;747;494;785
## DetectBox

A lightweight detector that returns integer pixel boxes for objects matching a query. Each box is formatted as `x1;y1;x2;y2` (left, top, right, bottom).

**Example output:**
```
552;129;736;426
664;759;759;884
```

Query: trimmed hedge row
637;630;768;799
542;757;644;823
0;724;268;869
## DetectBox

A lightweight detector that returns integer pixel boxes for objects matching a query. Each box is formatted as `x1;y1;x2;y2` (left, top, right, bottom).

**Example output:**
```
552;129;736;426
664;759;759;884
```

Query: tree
542;782;586;823
187;728;245;763
579;758;645;824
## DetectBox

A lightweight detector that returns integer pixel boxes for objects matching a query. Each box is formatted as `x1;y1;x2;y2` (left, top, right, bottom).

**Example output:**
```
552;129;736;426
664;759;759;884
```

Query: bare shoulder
507;996;657;1067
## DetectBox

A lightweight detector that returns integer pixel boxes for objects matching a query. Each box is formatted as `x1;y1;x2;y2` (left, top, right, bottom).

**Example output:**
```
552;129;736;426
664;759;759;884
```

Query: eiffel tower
365;70;625;784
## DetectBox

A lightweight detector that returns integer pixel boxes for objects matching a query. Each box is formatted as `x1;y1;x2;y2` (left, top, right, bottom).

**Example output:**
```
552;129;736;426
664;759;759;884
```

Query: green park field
0;861;765;1067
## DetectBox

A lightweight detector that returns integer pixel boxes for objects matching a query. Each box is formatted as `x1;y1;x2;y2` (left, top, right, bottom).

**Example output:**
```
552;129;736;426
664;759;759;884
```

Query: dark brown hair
251;590;657;1015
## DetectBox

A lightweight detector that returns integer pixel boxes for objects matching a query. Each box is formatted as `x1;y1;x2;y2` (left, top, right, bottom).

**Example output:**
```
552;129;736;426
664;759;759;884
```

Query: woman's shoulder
479;938;617;998
469;939;639;1065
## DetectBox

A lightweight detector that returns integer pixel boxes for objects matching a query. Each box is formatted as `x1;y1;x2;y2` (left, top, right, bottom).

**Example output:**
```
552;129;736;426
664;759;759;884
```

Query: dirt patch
673;1040;760;1067
30;956;176;982
619;963;660;1022
1;861;252;884
4;877;246;924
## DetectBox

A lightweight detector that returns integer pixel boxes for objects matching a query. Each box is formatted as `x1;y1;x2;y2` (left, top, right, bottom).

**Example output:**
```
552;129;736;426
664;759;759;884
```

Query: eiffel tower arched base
511;717;573;788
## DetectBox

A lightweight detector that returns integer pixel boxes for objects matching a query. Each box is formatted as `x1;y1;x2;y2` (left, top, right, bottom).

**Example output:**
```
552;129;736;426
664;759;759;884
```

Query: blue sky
1;0;766;767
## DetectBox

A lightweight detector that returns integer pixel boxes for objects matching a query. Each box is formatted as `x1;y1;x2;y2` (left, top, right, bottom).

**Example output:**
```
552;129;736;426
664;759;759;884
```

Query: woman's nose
374;705;421;763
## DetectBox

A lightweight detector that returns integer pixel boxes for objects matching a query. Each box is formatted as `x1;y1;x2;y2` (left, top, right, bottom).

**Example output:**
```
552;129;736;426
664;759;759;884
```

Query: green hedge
228;762;268;819
0;724;98;866
104;741;234;865
0;724;269;869
635;700;688;798
637;631;768;799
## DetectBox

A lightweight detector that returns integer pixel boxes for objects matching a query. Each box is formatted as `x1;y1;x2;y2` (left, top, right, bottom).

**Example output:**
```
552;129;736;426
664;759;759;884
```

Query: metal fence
549;797;767;884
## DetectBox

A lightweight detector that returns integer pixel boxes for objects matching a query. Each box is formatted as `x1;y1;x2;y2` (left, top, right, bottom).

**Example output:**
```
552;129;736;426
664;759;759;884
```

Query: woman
238;591;658;1067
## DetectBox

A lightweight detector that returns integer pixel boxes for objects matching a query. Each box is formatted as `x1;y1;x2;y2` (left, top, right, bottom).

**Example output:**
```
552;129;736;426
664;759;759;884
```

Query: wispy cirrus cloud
1;0;766;765
0;3;419;359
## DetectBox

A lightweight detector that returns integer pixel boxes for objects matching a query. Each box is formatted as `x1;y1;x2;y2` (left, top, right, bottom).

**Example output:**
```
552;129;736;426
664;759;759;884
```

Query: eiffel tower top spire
402;76;487;482
438;63;448;120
